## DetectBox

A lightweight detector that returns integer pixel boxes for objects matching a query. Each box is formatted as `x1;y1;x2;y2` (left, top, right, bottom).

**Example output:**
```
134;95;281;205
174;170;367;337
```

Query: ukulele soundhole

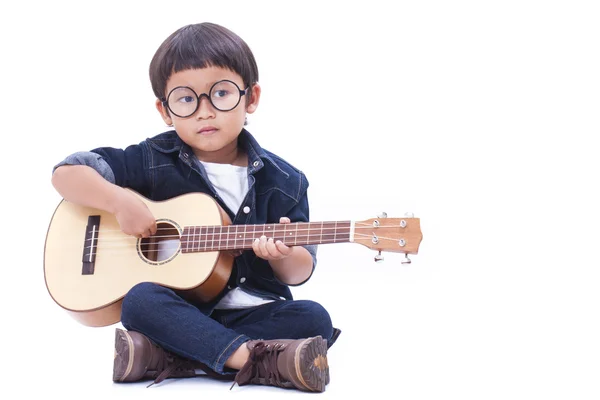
138;220;181;265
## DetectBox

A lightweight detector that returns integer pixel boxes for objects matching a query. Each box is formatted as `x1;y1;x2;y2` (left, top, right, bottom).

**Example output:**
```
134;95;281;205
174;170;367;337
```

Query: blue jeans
121;282;335;375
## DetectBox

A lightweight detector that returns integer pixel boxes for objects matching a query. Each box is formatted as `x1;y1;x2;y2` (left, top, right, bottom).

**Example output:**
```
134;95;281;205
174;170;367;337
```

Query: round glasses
162;80;249;117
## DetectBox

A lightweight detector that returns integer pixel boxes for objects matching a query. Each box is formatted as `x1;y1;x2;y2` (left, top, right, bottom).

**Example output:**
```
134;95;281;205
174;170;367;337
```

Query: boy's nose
195;96;215;119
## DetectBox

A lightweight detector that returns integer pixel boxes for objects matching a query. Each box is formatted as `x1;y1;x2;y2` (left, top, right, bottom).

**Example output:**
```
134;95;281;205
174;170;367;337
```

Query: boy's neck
194;140;247;167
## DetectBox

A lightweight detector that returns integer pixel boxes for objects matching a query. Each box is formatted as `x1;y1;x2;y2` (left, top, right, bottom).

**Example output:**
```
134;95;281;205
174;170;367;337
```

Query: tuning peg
404;212;414;218
401;254;412;264
374;251;384;262
378;212;388;218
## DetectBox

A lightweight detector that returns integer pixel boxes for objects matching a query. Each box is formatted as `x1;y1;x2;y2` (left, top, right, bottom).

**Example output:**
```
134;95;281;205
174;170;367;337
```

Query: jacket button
253;161;260;167
243;206;250;214
240;277;246;283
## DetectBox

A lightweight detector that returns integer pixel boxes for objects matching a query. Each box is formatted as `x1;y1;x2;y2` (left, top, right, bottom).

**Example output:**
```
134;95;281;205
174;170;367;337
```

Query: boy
51;22;340;392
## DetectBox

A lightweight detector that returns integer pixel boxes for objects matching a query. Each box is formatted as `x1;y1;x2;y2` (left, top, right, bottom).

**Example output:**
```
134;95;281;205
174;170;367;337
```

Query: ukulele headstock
351;212;423;263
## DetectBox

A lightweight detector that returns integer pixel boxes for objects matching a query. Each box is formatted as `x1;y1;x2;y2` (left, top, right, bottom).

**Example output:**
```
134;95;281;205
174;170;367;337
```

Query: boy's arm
269;243;315;286
51;151;123;211
52;163;125;213
267;179;318;286
51;148;156;237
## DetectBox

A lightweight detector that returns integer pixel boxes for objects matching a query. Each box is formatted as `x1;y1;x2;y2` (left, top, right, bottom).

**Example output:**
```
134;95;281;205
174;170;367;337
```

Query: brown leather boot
113;328;207;386
232;336;329;392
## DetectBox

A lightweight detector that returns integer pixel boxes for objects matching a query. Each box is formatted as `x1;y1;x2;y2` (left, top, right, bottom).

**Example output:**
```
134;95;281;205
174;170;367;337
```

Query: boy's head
150;22;259;101
150;23;261;161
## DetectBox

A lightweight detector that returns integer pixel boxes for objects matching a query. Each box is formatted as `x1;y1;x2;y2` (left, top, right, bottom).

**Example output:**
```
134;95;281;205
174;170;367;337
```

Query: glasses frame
161;79;249;117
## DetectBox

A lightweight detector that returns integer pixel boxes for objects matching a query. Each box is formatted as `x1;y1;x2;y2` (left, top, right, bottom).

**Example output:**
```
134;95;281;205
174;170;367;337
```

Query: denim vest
54;129;317;315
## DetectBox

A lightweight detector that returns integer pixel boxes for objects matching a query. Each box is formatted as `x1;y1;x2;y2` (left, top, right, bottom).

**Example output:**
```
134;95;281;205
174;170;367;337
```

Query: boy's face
156;66;260;162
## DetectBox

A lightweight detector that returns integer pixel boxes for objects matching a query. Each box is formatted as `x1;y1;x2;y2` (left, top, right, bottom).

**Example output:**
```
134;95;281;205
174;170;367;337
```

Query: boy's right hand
113;189;158;238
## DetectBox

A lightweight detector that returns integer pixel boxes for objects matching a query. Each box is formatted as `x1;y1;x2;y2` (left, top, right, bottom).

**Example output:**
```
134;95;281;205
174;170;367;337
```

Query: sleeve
284;172;318;286
90;144;149;194
52;143;151;195
52;151;116;183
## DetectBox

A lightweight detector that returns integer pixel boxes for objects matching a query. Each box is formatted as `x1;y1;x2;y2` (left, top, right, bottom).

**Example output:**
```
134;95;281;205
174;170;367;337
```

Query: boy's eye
213;89;229;98
177;96;196;103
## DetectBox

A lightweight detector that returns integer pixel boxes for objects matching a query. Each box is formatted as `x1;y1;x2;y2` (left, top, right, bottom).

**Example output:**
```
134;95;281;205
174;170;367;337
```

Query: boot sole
292;336;329;392
113;328;135;382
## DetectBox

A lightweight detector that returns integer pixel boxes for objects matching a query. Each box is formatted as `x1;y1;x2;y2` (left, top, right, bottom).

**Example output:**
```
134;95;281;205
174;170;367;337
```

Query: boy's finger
252;238;262;257
265;238;281;258
275;240;292;255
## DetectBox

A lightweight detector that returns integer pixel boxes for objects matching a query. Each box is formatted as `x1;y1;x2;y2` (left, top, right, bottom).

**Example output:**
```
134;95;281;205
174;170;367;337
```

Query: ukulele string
79;231;402;256
61;223;404;253
87;224;399;241
89;221;401;234
83;230;349;250
90;221;351;234
85;237;352;256
85;225;354;242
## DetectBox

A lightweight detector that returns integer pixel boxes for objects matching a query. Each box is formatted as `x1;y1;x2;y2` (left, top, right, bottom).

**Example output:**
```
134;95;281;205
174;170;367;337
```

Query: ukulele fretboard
180;221;352;253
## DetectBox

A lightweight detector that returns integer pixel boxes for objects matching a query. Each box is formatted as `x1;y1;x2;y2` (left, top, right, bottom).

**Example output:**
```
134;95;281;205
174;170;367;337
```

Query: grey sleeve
52;151;116;184
284;244;318;287
302;244;318;269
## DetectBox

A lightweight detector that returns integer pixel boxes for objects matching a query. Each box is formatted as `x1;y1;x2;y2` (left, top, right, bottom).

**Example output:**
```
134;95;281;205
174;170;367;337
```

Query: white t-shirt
199;160;249;215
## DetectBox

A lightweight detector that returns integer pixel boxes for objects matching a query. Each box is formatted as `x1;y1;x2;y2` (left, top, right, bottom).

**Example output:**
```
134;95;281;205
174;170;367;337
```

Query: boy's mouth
197;126;218;135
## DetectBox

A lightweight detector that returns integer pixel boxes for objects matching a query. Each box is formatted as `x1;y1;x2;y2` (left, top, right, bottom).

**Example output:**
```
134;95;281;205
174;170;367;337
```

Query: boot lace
147;351;219;387
231;342;291;389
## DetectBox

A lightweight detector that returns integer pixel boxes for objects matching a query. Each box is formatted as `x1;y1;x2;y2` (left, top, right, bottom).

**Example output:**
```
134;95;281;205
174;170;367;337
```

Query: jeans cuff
212;334;250;374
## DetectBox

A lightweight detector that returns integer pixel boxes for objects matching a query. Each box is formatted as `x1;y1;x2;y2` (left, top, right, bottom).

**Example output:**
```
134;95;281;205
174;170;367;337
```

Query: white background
1;1;599;399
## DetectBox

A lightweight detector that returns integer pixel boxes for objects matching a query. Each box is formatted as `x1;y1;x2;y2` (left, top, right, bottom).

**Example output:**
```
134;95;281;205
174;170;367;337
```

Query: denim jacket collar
147;129;289;179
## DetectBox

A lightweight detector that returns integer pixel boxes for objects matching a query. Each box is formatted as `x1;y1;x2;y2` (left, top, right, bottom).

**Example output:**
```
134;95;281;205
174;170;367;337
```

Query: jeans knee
121;282;165;330
293;300;333;341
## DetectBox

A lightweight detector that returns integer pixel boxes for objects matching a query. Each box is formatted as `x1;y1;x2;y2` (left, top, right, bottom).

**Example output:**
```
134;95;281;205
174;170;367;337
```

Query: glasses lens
167;87;198;117
210;80;241;111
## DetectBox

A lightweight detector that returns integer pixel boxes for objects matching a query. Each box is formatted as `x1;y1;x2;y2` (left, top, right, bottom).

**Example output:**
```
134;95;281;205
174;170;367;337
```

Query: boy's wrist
106;185;126;215
269;247;313;285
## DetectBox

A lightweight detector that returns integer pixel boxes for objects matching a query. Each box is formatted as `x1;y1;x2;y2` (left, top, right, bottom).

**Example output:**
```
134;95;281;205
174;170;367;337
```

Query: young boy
51;22;340;392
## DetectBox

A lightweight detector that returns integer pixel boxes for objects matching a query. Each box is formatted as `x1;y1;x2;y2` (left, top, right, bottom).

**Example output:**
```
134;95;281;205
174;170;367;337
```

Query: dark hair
149;23;259;100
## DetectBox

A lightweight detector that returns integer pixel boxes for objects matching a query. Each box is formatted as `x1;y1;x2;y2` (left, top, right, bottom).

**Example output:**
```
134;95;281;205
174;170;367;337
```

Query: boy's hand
113;189;157;238
252;217;293;261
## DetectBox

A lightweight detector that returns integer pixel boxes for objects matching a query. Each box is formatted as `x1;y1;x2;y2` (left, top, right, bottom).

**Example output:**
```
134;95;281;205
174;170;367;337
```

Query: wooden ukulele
44;189;423;327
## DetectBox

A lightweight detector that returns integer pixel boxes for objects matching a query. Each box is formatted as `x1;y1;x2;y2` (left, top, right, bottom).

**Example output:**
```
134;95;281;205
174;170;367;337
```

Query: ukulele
44;189;423;327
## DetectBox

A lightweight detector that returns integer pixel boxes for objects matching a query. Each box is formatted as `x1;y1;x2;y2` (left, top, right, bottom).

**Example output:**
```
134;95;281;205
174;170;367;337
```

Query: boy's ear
245;83;261;114
156;99;173;126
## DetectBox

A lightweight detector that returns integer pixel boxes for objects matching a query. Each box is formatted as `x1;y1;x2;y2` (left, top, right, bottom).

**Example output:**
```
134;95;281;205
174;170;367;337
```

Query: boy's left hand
252;217;293;261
